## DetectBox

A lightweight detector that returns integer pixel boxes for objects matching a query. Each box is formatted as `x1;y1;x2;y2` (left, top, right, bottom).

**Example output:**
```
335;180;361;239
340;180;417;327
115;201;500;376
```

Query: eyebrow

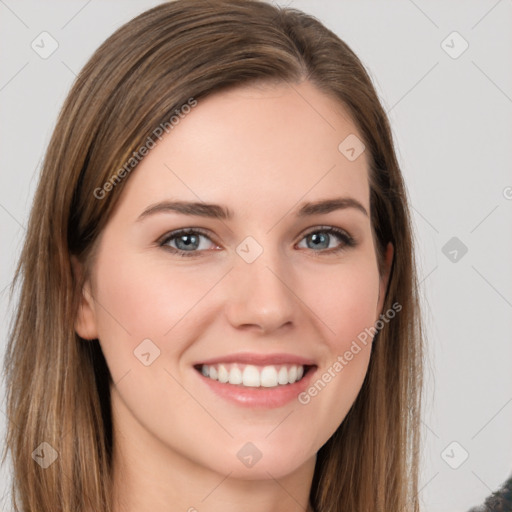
137;196;368;222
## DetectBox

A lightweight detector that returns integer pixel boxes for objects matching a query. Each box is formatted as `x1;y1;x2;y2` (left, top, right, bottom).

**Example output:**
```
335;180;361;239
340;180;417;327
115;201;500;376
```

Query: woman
2;1;424;511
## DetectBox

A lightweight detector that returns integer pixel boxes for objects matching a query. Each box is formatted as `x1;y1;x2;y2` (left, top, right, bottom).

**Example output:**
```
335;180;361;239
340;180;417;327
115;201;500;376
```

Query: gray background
1;1;511;511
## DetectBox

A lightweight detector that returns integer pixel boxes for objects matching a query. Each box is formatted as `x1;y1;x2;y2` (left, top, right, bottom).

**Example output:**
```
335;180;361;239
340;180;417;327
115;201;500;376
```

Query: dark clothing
468;475;512;512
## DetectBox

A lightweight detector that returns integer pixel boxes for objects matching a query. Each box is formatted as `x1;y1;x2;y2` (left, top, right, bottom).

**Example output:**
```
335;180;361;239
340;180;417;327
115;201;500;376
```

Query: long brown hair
2;1;424;510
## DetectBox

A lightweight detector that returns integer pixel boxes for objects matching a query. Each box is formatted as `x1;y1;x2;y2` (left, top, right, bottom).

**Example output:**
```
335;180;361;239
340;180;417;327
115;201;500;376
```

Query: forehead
117;80;370;219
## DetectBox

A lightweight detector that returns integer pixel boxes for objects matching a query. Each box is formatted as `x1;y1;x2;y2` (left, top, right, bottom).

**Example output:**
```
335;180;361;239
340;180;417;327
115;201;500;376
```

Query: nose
223;249;298;334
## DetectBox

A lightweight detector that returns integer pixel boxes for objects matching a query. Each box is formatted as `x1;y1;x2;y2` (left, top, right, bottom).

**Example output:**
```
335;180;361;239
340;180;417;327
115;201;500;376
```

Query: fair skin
75;80;393;512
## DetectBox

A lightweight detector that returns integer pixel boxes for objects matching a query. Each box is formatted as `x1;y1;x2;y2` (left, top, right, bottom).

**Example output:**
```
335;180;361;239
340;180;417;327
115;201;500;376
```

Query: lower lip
195;366;317;408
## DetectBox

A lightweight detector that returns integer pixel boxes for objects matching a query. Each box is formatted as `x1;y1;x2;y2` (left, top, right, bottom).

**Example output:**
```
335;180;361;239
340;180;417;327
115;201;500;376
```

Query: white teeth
228;366;243;385
277;366;288;385
199;363;307;388
242;365;260;387
260;366;278;387
218;364;229;383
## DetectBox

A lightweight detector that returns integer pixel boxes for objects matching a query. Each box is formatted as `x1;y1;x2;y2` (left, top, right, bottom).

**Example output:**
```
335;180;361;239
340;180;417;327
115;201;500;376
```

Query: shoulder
467;475;512;512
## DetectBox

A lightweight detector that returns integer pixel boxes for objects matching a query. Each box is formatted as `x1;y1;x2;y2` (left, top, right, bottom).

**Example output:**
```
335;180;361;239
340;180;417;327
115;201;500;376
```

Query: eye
297;226;356;254
159;228;218;257
158;226;356;257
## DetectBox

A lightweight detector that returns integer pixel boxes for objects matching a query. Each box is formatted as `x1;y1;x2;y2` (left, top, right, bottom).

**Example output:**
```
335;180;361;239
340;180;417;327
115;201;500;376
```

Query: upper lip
194;352;317;367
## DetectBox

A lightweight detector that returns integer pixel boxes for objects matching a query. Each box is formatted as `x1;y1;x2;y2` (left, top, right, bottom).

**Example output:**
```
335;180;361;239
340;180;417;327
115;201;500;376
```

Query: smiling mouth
194;363;315;388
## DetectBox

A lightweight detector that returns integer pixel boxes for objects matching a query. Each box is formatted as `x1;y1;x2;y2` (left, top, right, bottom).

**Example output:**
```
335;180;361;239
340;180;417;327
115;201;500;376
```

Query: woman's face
75;80;393;481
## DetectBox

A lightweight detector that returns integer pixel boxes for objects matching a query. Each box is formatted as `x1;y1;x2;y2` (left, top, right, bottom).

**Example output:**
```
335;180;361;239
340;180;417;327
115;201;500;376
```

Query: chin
224;456;308;481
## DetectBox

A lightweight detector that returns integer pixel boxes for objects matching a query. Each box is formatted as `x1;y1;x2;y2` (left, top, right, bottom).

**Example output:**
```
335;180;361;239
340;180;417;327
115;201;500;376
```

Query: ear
376;242;394;318
71;255;99;340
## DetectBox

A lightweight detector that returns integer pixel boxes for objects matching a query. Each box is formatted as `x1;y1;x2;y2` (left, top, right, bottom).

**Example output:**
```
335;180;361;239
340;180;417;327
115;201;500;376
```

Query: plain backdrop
1;1;511;511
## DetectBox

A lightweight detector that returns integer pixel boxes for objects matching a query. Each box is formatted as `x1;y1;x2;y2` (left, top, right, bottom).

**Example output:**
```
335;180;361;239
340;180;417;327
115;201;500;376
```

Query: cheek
303;255;381;349
90;251;209;435
91;248;225;376
294;256;380;430
93;250;204;337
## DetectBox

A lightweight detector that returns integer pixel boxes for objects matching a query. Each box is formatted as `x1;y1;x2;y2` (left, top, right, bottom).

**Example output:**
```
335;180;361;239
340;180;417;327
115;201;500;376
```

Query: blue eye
159;228;216;256
298;226;356;253
159;226;356;258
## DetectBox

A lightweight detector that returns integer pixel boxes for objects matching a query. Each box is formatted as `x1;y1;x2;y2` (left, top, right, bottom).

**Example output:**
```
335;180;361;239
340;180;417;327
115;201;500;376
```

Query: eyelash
158;226;356;258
